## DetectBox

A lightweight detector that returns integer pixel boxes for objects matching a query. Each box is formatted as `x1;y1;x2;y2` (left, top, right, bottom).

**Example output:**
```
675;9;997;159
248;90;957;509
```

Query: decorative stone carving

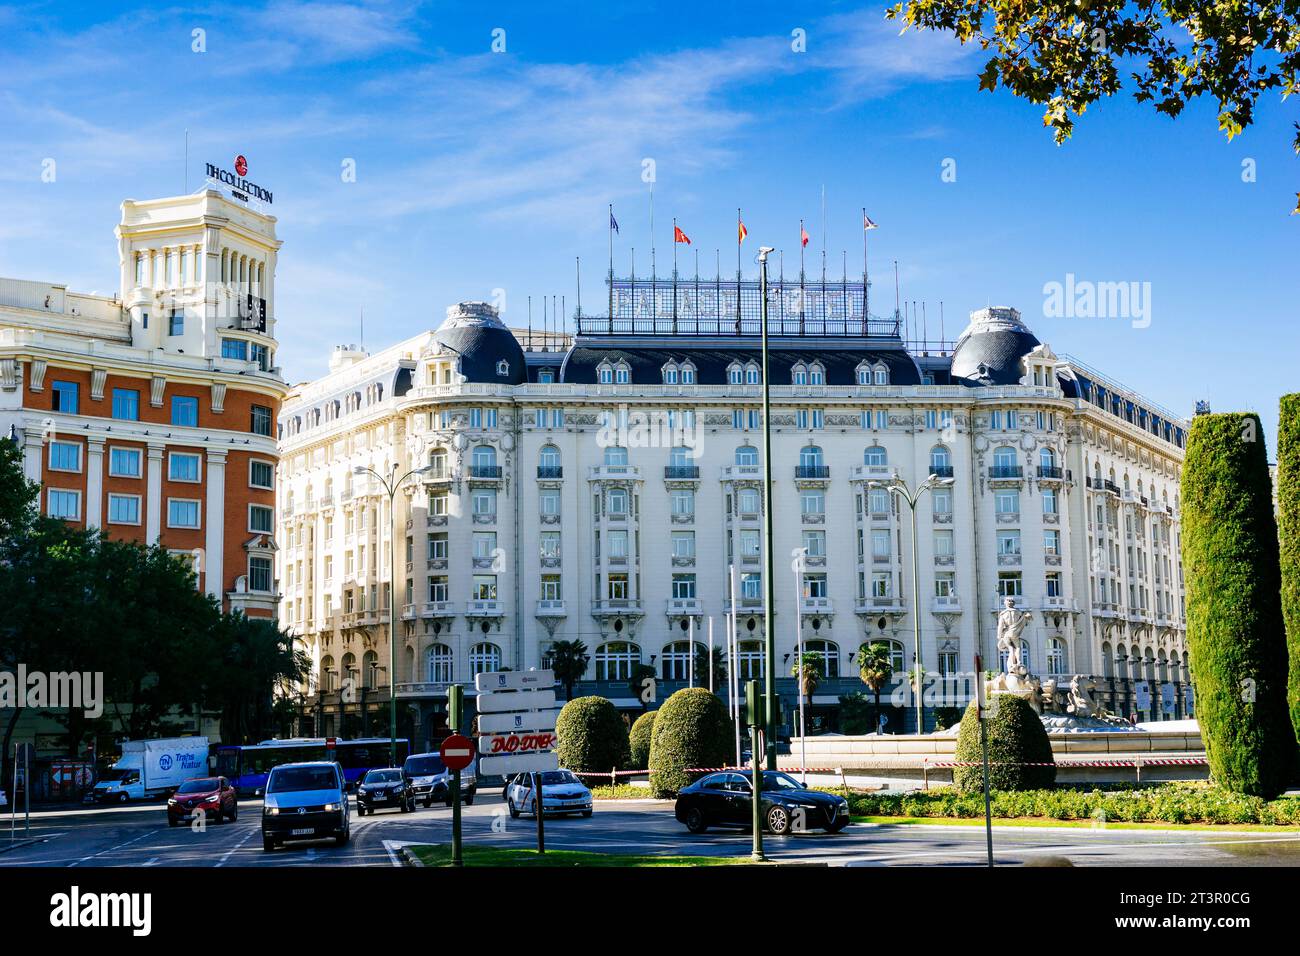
29;359;47;392
211;382;227;414
150;375;166;407
90;368;107;402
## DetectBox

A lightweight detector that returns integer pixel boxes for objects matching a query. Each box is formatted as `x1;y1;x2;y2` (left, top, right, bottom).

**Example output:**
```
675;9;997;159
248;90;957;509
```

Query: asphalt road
4;794;1300;867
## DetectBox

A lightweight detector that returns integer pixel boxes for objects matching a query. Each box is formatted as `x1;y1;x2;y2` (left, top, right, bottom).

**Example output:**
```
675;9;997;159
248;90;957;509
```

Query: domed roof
949;306;1040;387
433;302;526;385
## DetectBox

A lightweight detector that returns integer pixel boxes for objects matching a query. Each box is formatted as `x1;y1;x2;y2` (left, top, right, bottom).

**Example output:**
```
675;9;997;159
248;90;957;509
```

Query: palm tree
693;645;728;691
791;652;823;699
856;642;894;734
548;639;589;700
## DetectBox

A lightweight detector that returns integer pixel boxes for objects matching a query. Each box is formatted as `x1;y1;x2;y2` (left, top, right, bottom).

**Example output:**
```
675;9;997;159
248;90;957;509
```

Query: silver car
506;770;593;819
403;752;477;808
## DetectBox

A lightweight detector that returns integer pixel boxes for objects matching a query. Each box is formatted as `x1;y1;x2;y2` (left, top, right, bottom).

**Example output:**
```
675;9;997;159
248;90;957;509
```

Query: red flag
674;225;691;244
738;219;748;244
800;225;810;247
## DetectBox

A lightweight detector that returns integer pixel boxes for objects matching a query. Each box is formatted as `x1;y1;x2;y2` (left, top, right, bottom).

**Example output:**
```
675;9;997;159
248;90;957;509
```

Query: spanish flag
738;218;748;244
674;225;691;244
800;224;810;247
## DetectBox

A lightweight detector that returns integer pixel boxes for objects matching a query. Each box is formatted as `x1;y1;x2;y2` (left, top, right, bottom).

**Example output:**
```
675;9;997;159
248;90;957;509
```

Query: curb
399;846;425;867
0;837;46;855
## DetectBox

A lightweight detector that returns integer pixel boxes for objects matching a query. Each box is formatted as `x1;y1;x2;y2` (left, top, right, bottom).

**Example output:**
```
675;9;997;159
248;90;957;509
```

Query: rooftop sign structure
579;276;899;338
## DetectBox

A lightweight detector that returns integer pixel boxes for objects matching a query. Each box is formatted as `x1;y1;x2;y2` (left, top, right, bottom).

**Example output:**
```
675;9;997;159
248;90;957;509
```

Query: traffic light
448;684;463;732
746;680;760;727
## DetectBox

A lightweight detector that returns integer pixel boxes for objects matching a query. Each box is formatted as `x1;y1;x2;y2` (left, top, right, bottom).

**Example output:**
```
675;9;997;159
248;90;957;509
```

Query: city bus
215;738;410;795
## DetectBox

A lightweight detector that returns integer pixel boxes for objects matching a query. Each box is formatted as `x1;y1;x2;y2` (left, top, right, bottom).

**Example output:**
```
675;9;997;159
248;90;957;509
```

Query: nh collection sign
205;154;273;204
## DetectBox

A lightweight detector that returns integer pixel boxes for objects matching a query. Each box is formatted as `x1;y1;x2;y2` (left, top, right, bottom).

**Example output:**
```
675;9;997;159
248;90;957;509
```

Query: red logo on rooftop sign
234;154;248;176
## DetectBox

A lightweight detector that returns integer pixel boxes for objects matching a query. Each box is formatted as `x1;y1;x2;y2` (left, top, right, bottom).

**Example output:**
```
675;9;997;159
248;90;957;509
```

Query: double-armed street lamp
353;462;432;768
756;244;778;771
866;473;955;736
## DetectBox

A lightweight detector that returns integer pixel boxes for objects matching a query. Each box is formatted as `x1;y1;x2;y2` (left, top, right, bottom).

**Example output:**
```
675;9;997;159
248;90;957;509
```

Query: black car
355;768;415;815
674;770;849;835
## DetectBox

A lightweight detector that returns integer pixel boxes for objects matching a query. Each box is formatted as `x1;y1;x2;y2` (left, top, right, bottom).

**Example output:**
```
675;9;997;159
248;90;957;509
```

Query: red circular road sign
440;734;475;771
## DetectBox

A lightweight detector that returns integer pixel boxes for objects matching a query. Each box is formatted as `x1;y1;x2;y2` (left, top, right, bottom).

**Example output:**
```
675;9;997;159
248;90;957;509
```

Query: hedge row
555;696;630;774
837;783;1300;826
952;696;1055;792
1181;411;1297;798
1279;393;1300;743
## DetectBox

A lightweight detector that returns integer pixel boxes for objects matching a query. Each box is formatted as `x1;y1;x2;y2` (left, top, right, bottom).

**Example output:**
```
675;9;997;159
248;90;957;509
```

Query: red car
167;776;238;826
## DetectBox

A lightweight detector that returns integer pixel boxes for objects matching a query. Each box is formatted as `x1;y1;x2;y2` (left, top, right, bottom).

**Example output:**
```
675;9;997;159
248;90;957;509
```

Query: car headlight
167;799;177;805
323;803;339;812
264;806;279;816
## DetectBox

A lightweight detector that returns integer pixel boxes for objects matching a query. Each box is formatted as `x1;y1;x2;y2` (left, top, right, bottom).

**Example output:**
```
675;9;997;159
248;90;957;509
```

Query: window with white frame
249;504;274;534
249;459;274;489
107;494;140;525
167;498;200;529
168;452;201;482
48;441;81;472
594;641;640;681
109;447;142;478
48;489;82;521
470;643;502;676
427;645;454;683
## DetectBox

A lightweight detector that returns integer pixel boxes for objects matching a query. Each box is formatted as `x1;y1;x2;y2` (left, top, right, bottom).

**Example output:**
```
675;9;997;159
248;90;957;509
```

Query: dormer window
809;363;825;385
538;369;554;384
496;359;510;377
615;363;630;384
598;363;614;384
680;362;696;384
745;363;760;385
873;365;888;385
727;363;744;385
663;363;679;384
792;363;808;386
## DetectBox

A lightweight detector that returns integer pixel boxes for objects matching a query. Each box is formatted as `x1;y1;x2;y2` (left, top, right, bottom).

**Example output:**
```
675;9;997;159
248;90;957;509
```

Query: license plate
291;828;314;836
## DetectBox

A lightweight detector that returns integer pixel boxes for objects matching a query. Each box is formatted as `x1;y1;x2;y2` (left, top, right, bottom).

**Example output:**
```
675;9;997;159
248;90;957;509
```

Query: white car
506;770;593;819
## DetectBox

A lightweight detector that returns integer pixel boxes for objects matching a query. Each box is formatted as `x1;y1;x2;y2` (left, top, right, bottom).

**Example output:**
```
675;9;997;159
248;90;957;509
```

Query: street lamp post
867;473;954;736
757;245;777;771
354;462;431;768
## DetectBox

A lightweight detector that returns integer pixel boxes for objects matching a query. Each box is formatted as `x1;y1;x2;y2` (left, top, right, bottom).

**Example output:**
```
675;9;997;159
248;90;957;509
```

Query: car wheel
464;790;475;806
825;819;848;834
168;817;178;828
229;804;238;822
262;835;275;852
581;810;593;818
335;830;349;847
508;798;520;819
215;808;226;824
118;793;129;804
357;806;365;816
766;806;792;835
423;800;432;809
684;806;709;834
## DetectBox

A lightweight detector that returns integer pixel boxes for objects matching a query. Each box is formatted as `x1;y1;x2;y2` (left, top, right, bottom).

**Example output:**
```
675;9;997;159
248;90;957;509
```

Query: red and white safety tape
926;757;1207;768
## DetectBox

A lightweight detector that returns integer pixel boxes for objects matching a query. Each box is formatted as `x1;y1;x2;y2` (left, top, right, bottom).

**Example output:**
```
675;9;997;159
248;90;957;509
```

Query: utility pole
757;245;777;770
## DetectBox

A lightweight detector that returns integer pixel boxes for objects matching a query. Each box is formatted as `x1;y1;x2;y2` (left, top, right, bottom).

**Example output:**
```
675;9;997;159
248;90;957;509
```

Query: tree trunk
1;705;21;795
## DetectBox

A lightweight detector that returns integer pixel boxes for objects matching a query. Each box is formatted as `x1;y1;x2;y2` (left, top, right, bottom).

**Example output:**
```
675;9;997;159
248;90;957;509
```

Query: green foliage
1279;394;1300;743
887;1;1300;213
693;645;728;690
838;692;874;735
555;696;631;774
1182;412;1298;798
791;651;823;697
953;697;1055;792
839;783;1300;827
548;639;589;700
647;687;732;797
628;709;657;770
0;436;38;541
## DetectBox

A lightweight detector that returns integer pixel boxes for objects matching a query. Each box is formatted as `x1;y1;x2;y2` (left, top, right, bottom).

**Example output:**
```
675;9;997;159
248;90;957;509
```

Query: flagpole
799;218;806;334
735;207;742;325
650;187;656;285
608;203;615;321
863;206;870;325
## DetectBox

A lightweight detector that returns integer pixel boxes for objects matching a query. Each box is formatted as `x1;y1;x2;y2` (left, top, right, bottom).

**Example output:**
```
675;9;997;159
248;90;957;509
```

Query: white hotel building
276;277;1190;745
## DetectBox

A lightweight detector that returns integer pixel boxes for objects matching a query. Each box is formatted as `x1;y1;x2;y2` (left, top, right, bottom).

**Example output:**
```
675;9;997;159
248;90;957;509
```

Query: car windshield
538;771;579;786
176;778;217;794
759;772;804;792
404;756;445;776
365;770;401;784
267;766;337;794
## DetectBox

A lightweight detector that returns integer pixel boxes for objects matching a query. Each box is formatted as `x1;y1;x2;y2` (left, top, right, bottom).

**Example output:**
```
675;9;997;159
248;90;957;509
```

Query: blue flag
610;211;619;235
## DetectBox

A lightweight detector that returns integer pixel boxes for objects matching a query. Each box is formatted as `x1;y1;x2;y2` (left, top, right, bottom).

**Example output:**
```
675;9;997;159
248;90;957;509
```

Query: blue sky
1;1;1296;444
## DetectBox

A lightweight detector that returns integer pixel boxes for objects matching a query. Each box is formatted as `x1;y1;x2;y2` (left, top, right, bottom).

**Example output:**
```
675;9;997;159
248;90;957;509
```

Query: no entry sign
440;734;476;772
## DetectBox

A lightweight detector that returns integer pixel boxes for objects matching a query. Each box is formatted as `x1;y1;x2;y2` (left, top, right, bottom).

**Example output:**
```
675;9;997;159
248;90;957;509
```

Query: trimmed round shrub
952;696;1055;792
555;696;630;775
1182;411;1298;798
628;710;657;770
647;688;732;797
1278;394;1300;743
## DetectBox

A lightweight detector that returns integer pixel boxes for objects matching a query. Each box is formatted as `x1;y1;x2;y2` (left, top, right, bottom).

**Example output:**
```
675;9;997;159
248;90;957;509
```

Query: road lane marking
215;828;257;867
69;828;166;867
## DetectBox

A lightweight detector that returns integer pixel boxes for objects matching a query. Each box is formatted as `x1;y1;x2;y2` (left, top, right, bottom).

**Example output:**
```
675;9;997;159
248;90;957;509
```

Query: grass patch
851;815;1300;832
409;844;742;867
590;784;654;800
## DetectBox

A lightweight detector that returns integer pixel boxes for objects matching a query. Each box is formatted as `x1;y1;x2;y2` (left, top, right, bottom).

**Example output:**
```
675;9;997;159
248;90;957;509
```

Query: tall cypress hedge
1279;394;1300;743
1181;412;1297;798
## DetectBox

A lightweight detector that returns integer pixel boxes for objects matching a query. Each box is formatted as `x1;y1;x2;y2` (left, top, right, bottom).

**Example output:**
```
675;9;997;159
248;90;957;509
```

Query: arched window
661;640;702;680
799;446;824;468
745;364;760;385
737;640;765;681
930;445;951;475
427;644;453;683
362;650;380;689
873;365;888;385
341;652;357;688
604;445;628;467
321;655;336;692
539;444;561;472
880;640;905;674
594;641;640;681
669;445;694;466
805;639;839;678
792;363;808;385
728;363;744;385
472;445;497;468
1039;447;1056;470
469;642;501;676
680;363;696;384
663;364;679;384
1101;642;1114;677
1046;639;1066;675
808;362;825;385
735;445;758;466
615;364;630;384
429;447;448;479
856;365;871;385
864;446;887;467
607;487;628;515
598;363;614;384
993;446;1017;469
